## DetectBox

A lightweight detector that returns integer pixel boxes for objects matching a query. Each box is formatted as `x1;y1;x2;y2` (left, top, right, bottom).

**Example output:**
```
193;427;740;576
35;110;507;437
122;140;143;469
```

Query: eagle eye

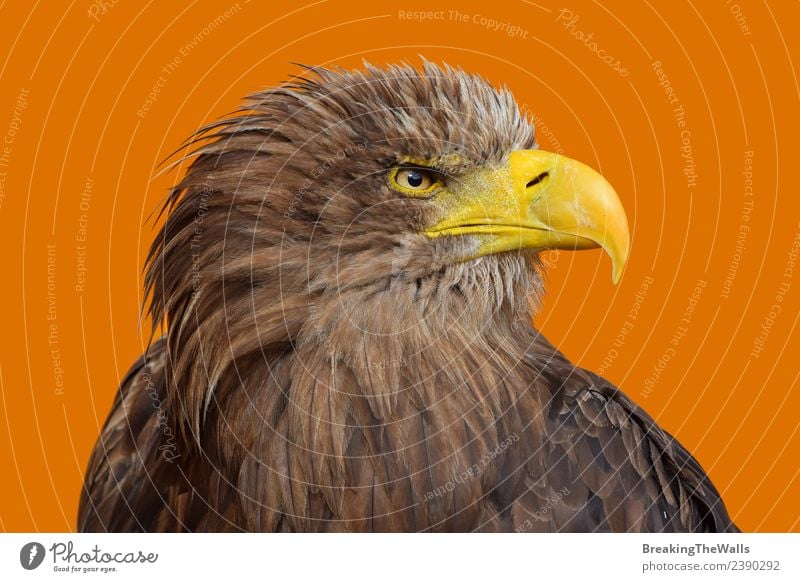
390;167;440;196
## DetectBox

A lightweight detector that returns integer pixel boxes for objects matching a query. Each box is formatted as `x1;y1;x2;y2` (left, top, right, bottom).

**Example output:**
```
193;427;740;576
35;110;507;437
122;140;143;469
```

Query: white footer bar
1;533;797;581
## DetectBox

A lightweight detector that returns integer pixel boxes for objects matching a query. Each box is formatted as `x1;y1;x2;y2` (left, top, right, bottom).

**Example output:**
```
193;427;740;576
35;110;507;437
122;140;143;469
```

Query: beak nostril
526;171;549;189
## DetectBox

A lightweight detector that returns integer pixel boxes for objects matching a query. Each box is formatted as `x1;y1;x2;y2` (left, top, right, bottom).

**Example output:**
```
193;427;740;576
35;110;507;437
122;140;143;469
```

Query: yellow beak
424;149;630;283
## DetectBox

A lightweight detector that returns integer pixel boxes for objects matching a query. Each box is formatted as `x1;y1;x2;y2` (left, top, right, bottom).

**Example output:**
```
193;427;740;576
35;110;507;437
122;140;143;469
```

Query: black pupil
407;171;423;187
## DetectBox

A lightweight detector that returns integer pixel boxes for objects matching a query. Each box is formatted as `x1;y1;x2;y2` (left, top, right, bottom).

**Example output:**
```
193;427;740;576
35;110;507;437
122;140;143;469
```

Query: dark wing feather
508;349;738;532
78;339;209;532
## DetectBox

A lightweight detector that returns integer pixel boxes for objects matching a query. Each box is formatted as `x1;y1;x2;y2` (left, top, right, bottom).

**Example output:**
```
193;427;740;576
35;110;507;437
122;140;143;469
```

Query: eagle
78;62;738;532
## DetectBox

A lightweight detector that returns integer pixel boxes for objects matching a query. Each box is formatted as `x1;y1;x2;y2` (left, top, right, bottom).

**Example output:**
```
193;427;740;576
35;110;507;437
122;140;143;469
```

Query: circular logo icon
19;542;46;570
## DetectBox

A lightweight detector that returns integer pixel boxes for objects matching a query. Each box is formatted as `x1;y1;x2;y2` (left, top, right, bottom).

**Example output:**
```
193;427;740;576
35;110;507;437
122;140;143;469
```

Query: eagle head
146;61;629;437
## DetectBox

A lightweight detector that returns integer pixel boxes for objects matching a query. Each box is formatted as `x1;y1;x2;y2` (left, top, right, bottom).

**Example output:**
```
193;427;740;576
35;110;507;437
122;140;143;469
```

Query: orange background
0;0;798;532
